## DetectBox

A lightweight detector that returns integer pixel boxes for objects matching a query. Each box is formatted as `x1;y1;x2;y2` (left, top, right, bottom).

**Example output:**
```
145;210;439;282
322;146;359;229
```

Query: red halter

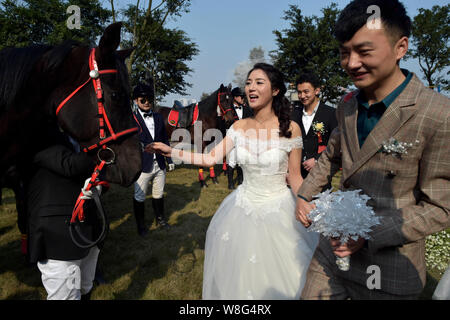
56;48;138;150
217;91;233;119
55;48;138;223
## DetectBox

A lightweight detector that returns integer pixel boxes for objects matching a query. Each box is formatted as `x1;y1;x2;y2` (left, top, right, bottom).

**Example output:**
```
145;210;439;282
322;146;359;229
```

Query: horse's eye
111;92;122;100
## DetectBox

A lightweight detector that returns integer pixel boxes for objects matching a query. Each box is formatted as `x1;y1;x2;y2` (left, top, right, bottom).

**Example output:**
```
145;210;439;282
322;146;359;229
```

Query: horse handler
26;127;103;300
132;83;174;236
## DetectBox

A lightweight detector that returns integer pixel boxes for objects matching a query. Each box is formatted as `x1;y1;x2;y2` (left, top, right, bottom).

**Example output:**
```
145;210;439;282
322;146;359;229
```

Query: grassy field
0;166;443;299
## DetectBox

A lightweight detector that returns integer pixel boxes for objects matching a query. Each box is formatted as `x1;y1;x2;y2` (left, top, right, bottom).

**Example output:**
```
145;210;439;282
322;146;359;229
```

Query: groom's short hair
334;0;411;44
296;73;321;89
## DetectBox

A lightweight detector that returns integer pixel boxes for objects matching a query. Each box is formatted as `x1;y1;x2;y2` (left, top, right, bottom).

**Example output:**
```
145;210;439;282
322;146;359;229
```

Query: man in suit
133;83;174;236
296;0;449;299
226;87;253;189
290;73;337;190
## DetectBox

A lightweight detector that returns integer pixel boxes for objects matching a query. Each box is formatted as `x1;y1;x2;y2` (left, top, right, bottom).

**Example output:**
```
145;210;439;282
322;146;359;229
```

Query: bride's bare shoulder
289;120;301;137
232;119;250;131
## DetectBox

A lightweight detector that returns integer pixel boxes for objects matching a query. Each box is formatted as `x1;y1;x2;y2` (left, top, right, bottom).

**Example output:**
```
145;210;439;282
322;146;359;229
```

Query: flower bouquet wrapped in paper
307;189;380;271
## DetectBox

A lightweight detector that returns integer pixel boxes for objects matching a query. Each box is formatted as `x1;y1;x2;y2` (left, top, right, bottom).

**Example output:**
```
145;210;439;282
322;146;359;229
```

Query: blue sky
113;0;448;105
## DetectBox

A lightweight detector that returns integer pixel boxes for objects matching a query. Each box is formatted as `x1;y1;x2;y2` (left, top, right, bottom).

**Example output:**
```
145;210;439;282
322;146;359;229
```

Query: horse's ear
98;22;122;56
117;48;134;61
228;83;232;90
220;84;224;90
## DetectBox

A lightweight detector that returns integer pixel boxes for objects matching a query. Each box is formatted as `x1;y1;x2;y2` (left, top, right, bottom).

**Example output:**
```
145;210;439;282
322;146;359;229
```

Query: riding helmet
231;87;245;97
132;83;154;100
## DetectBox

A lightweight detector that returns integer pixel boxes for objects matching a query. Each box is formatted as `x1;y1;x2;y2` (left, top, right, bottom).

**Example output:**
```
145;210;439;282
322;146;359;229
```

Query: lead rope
68;160;110;249
70;160;109;224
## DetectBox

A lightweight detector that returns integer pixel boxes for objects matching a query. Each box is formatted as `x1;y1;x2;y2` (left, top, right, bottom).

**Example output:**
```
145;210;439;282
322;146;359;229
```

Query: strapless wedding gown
202;125;319;300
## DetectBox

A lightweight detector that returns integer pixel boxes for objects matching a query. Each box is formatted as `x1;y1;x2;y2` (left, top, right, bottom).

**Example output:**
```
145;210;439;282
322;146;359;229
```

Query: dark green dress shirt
357;69;413;148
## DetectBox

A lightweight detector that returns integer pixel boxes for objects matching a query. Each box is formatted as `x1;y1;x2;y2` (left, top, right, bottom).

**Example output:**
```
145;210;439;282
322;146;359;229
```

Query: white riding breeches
37;246;100;300
134;161;166;202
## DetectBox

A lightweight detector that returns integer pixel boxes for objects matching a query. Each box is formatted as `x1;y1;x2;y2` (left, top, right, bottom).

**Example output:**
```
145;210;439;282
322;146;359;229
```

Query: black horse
0;23;141;186
156;84;235;187
0;23;142;250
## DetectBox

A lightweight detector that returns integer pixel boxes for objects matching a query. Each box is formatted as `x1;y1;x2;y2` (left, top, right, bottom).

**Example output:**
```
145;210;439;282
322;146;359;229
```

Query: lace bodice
226;125;303;218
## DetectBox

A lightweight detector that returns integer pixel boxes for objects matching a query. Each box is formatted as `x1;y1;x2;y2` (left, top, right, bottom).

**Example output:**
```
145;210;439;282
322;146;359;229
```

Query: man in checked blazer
296;0;450;299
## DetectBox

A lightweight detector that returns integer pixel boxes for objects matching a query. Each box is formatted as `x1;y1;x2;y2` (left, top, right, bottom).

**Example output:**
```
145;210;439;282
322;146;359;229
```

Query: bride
148;63;319;300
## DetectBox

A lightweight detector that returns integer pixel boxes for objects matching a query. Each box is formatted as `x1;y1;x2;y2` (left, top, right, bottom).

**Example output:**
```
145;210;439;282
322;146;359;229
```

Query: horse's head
52;23;141;186
218;84;235;128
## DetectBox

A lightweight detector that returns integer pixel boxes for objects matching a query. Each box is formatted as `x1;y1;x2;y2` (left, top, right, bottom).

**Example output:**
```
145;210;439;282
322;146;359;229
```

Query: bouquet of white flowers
307;189;381;271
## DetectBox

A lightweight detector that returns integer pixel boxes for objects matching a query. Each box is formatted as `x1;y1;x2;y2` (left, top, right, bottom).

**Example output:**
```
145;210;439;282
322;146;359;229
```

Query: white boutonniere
379;137;419;159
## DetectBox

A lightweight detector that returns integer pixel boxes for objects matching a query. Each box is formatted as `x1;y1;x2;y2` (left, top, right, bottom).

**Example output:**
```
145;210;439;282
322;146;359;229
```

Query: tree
407;5;450;91
0;0;110;49
271;3;351;104
111;1;191;71
112;1;198;102
233;46;267;89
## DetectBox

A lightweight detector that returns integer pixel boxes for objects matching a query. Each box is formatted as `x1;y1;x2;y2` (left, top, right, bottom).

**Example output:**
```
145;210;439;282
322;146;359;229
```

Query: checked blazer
298;74;450;296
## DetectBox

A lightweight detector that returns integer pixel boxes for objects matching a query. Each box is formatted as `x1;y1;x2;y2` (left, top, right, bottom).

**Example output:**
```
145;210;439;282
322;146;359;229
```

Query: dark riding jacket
26;143;99;263
134;110;173;173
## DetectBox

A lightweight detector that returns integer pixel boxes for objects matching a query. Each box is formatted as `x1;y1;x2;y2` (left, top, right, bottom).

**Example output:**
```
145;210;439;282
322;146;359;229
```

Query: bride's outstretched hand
145;142;172;157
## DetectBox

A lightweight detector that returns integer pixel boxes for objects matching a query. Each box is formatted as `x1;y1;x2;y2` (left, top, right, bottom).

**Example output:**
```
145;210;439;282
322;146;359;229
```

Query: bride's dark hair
246;63;292;138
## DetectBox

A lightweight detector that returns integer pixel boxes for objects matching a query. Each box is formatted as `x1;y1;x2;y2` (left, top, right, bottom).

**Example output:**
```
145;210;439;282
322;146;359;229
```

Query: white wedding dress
202;125;319;300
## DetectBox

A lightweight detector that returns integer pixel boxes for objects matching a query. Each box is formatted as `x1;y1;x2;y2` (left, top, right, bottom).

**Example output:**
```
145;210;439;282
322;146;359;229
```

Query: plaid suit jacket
298;74;450;295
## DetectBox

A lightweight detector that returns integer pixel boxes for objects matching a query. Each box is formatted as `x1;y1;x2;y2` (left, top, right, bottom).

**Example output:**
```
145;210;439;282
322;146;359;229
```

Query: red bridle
55;47;138;223
217;91;234;119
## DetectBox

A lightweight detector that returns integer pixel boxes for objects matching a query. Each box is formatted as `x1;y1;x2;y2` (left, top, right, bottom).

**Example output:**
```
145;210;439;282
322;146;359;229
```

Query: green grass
0;167;444;299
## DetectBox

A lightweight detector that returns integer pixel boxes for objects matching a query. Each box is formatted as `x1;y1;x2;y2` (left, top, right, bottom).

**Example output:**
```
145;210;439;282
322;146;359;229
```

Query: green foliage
116;1;198;100
407;5;450;91
271;3;351;104
0;0;197;101
0;0;110;49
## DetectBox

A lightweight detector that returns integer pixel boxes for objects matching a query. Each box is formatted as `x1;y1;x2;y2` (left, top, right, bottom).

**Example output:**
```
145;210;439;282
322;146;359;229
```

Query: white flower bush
425;229;450;275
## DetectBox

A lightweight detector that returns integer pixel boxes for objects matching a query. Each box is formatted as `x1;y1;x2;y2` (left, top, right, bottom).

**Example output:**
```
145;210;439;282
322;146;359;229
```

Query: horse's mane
0;40;83;113
198;88;220;115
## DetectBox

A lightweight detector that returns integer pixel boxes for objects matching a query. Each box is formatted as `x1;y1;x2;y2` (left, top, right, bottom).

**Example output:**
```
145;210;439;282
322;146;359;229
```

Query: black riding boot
133;199;148;237
152;198;170;230
227;167;235;190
